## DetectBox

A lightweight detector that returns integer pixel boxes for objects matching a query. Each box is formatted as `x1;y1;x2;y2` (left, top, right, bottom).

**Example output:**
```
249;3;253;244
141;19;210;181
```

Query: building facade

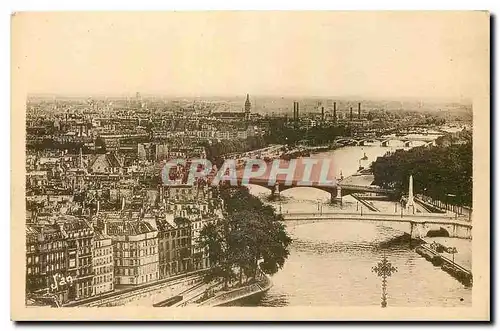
191;216;212;271
107;218;159;287
92;231;114;296
26;224;69;305
56;217;95;301
157;215;192;279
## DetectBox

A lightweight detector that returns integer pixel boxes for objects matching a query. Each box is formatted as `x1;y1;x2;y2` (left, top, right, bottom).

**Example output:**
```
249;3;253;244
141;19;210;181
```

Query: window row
93;274;113;284
114;240;157;249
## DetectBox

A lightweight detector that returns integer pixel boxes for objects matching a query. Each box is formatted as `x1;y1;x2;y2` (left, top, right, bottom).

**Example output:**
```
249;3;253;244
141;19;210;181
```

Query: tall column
270;184;280;200
407;175;415;213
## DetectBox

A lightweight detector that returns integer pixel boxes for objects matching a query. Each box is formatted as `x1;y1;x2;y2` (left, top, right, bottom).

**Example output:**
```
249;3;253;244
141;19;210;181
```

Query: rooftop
107;220;156;236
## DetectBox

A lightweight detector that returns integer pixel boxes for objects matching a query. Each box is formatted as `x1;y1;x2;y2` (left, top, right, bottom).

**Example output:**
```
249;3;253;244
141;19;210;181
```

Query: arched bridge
233;174;396;201
334;136;437;147
231;159;395;201
281;211;472;239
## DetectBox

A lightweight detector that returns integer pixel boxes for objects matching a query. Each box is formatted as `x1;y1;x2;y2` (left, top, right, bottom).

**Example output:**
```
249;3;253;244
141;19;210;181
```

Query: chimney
350;107;353;122
333;102;337;122
358;102;361;120
321;106;325;122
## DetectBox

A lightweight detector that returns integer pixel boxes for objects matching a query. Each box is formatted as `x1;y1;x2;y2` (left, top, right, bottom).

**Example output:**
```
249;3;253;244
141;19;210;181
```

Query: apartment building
92;231;114;296
107;217;159;288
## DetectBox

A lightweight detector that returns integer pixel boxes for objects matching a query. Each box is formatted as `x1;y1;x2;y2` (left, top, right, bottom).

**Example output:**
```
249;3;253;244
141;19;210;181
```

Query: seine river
244;145;472;307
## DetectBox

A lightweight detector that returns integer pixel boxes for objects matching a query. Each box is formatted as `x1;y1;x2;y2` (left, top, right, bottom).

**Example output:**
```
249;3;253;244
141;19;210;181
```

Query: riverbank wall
197;275;272;307
64;269;206;307
415;244;472;286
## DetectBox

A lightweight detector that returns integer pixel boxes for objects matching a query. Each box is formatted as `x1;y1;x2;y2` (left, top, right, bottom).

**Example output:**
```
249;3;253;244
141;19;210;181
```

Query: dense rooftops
106;220;156;236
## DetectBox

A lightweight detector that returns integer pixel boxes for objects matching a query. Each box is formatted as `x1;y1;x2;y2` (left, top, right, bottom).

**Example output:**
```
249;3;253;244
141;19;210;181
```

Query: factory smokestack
321;106;325;122
333;102;337;122
350;107;353;122
358;102;361;120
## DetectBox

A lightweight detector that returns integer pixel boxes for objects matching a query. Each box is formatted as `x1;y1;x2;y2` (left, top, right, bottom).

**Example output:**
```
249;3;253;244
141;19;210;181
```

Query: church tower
244;94;251;121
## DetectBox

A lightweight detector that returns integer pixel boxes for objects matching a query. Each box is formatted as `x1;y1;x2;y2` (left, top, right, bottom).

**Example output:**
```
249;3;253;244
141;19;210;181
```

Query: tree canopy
264;121;351;146
371;133;472;207
198;186;292;287
203;136;266;167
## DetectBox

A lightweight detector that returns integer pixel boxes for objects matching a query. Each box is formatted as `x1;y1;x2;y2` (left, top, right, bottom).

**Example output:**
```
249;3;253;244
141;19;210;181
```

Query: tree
371;133;472;206
223;187;292;278
198;186;292;287
198;222;236;288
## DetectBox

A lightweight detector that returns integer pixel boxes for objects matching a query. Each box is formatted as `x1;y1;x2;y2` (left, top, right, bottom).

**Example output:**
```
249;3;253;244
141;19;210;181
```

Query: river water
244;145;472;307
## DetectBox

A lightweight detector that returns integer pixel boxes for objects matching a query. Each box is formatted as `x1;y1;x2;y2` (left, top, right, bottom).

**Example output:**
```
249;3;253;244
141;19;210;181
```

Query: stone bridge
334;135;437;147
233;158;395;202
280;212;472;239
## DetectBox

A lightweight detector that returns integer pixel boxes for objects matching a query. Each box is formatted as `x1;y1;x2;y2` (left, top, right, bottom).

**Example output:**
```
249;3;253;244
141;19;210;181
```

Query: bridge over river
334;134;440;147
281;211;472;239
231;158;396;202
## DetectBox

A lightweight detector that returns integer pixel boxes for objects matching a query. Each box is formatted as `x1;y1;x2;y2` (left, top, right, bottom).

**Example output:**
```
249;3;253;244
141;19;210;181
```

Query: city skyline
12;11;488;321
13;12;487;101
26;92;473;104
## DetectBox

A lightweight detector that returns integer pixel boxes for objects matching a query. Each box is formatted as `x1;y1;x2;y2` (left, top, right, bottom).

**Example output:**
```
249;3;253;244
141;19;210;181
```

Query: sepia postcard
11;11;490;321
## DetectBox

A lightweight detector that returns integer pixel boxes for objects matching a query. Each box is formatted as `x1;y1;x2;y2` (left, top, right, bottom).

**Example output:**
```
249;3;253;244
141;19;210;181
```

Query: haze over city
14;12;487;102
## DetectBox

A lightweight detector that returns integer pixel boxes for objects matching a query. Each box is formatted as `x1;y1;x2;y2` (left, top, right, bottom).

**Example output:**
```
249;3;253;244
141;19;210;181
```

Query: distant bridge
334;136;438;147
241;178;395;198
280;211;472;239
226;156;397;201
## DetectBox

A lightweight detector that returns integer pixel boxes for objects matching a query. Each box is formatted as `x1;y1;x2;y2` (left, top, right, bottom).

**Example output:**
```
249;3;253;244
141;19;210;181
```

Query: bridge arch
404;140;428;148
279;185;335;195
425;226;450;238
381;139;405;147
240;182;273;191
278;186;333;201
239;183;338;202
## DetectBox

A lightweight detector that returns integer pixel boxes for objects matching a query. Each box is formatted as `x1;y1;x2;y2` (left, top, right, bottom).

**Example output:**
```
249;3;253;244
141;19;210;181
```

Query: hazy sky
13;12;488;100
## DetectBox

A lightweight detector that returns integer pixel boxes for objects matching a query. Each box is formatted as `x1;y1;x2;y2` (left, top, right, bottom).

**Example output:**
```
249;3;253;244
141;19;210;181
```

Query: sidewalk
416;194;471;219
